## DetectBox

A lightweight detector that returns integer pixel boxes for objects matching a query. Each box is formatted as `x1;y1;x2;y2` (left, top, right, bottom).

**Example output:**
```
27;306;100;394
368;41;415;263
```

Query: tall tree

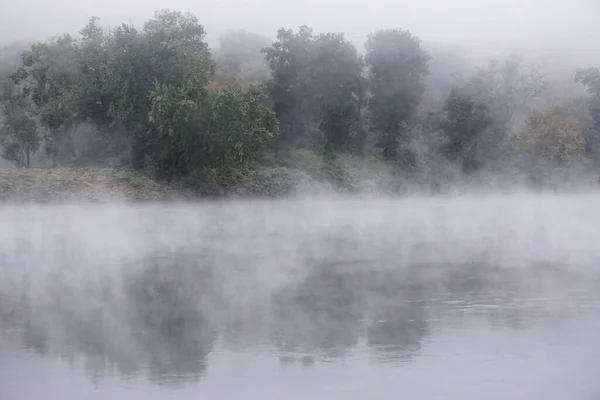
142;10;214;88
0;79;40;167
11;34;79;165
263;27;364;151
310;33;365;152
148;82;277;178
439;87;492;173
263;26;314;147
521;109;584;165
575;67;600;162
139;10;215;169
364;29;430;159
75;17;112;126
465;55;547;139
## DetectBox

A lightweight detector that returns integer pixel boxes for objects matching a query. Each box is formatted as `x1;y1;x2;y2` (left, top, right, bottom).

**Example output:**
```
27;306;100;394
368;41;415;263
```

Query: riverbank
1;150;597;202
0;168;176;202
0;150;401;202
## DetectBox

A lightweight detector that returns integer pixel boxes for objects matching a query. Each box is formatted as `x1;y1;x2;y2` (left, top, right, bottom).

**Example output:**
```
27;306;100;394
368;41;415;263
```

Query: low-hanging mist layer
1;194;599;386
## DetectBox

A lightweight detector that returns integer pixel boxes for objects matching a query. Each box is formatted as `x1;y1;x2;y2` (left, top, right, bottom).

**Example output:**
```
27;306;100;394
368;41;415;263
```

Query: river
2;194;600;399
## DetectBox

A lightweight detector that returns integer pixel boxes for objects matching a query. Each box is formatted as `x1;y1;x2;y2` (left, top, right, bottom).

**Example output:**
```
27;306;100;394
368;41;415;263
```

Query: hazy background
2;0;600;66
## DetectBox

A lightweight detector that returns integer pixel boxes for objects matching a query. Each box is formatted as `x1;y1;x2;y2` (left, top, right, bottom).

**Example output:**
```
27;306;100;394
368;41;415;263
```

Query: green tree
74;17;112;126
3;9;282;186
576;67;600;124
0;79;40;167
263;26;315;147
439;87;493;173
521;109;585;164
148;82;277;178
147;81;205;176
364;29;430;159
464;55;547;140
206;85;278;168
11;34;79;165
142;10;213;88
575;67;600;161
263;27;364;151
310;33;365;152
104;23;150;131
134;10;215;168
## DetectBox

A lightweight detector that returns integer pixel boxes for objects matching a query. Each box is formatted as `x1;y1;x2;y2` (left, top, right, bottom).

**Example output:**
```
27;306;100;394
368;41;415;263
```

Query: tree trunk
17;149;24;168
26;149;30;168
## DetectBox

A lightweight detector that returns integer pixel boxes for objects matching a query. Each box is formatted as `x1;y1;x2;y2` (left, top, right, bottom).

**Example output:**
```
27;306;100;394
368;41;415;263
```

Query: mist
2;0;600;64
2;196;600;399
2;1;600;398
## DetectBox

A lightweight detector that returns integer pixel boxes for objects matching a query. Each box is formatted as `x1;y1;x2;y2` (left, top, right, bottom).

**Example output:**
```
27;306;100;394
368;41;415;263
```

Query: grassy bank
0;168;176;202
202;149;400;198
0;150;401;202
9;149;595;202
2;150;598;202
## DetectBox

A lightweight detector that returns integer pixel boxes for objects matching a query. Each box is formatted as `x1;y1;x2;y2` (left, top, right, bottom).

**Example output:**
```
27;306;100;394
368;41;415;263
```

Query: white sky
1;0;599;65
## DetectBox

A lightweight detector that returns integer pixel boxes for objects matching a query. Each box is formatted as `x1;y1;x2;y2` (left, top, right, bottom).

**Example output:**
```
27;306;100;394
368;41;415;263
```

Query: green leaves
439;88;492;173
365;29;430;159
575;67;600;153
147;82;277;177
522;110;584;164
263;27;364;151
207;85;277;166
0;79;40;167
2;9;278;182
462;55;547;136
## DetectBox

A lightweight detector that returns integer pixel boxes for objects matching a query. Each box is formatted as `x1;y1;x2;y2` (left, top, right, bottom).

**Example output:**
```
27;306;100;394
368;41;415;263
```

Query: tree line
1;9;600;189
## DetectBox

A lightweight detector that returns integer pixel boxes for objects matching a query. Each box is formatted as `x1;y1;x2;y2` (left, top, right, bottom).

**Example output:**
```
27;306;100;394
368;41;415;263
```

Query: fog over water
2;1;600;396
2;194;600;399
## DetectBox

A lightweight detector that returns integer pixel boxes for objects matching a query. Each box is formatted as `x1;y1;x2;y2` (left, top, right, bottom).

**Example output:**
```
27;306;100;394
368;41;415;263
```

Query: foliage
148;82;277;179
463;55;547;138
439;87;493;173
0;10;600;195
575;67;600;129
263;27;364;151
311;33;365;152
263;26;313;146
207;85;278;167
521;110;585;164
575;68;600;162
365;29;430;159
0;79;40;167
117;10;215;167
11;34;79;165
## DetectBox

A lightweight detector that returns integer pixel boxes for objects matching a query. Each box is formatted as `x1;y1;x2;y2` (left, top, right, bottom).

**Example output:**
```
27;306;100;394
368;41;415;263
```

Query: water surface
2;194;600;399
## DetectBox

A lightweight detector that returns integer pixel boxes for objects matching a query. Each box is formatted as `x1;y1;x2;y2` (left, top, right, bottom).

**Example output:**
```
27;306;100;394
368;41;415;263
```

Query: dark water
2;196;600;399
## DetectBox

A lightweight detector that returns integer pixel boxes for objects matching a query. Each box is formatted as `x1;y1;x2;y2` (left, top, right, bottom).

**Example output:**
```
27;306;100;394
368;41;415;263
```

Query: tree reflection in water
271;261;366;360
365;268;430;364
0;247;218;388
0;234;584;388
124;251;218;386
